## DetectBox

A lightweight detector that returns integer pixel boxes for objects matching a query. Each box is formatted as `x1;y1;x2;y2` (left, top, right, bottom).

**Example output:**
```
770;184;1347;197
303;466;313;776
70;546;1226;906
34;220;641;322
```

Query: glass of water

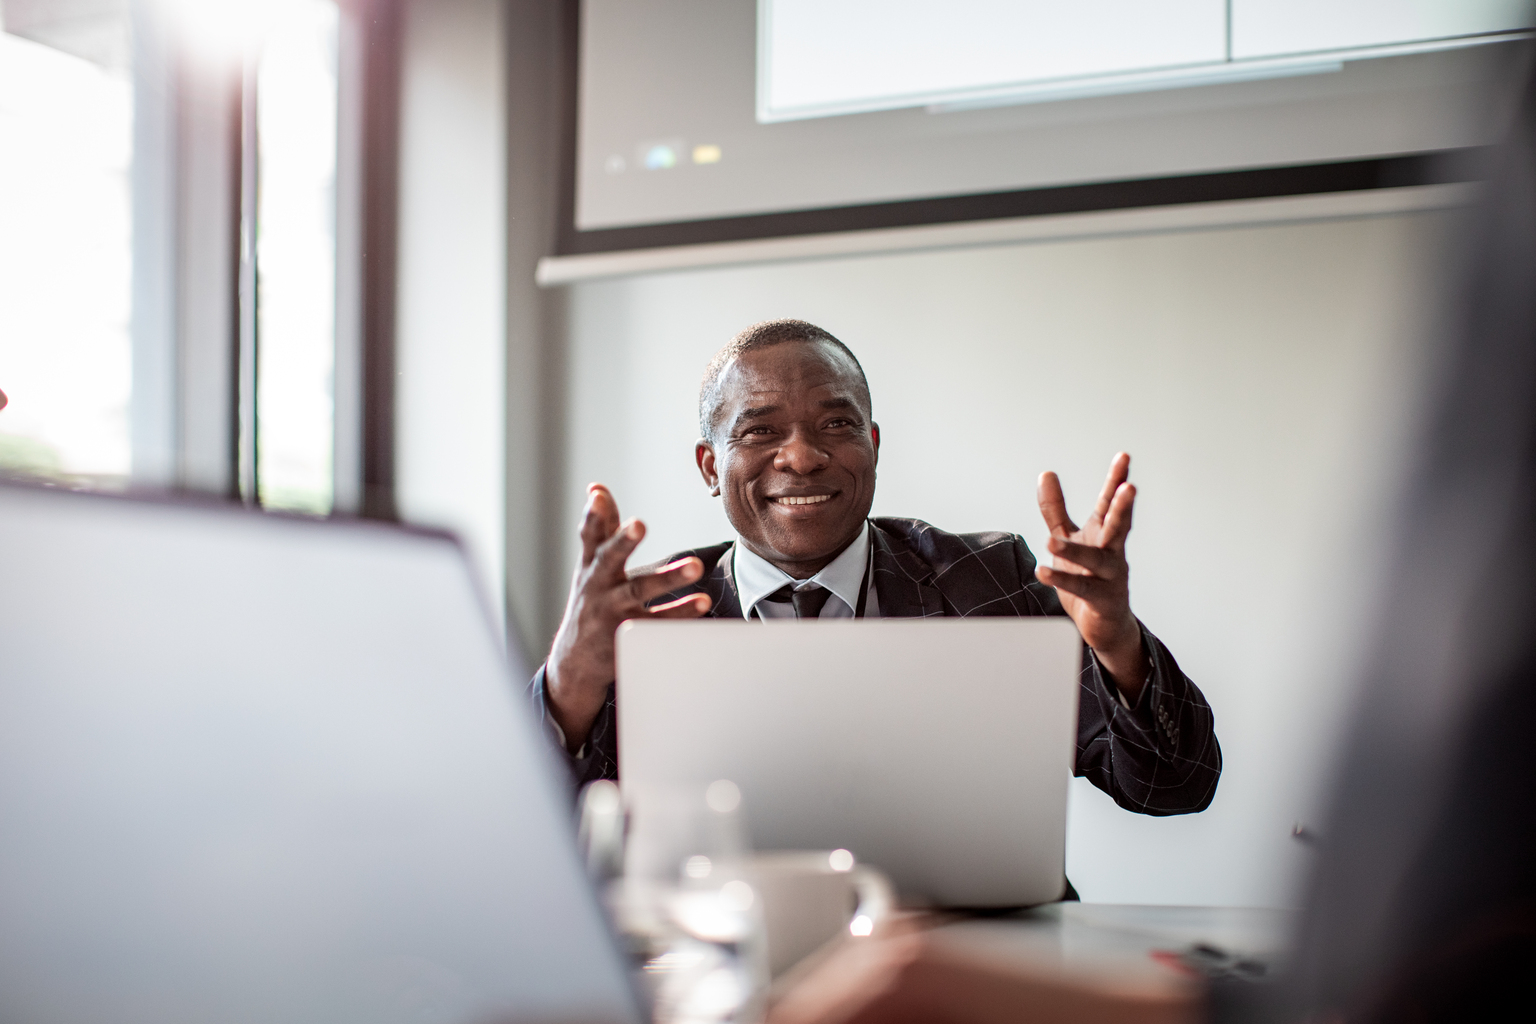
613;779;768;1024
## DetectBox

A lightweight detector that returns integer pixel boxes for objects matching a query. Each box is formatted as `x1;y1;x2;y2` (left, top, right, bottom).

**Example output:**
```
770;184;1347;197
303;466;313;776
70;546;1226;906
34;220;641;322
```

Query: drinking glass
612;779;768;1024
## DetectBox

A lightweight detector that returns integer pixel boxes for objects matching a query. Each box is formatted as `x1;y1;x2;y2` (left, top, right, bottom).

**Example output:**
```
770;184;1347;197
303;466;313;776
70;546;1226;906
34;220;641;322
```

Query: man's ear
871;422;881;464
696;440;721;496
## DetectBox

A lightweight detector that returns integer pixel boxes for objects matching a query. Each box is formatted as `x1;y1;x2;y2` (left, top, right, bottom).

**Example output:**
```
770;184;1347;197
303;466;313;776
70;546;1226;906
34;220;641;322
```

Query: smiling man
532;319;1220;816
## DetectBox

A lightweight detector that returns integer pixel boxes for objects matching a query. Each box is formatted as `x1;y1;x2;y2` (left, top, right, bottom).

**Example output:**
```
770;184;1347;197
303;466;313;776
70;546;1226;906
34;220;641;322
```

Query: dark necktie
762;582;834;619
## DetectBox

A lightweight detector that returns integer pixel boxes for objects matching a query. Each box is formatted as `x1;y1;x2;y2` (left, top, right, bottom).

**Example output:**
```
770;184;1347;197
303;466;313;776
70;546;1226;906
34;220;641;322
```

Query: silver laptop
616;618;1082;908
0;481;643;1024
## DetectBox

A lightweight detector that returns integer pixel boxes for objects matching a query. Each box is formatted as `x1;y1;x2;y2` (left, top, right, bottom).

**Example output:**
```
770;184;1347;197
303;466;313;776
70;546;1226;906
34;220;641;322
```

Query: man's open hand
546;484;712;752
1036;453;1149;702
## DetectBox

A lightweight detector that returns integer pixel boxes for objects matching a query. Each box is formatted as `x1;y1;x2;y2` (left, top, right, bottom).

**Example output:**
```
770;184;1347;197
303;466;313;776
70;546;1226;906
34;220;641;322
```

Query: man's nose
774;428;828;475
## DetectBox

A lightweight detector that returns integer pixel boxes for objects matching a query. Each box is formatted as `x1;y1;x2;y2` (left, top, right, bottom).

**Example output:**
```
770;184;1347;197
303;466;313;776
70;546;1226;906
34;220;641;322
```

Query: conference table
766;902;1292;1024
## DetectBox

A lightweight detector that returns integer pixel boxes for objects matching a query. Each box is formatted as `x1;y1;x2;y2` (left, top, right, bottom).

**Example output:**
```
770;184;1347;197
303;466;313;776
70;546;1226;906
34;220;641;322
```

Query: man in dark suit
530;320;1220;816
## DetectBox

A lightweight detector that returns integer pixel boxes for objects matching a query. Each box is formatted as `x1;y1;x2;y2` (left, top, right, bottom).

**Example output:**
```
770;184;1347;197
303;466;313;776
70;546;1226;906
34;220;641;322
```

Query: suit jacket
529;517;1221;816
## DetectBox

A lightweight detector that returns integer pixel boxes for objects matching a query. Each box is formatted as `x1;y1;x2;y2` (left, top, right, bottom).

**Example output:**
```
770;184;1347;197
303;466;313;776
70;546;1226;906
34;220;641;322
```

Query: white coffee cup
747;850;894;978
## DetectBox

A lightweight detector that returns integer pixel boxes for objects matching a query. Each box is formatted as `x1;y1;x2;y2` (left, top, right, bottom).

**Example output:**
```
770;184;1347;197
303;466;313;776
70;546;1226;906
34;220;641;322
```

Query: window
254;0;338;514
1;0;342;514
0;2;133;489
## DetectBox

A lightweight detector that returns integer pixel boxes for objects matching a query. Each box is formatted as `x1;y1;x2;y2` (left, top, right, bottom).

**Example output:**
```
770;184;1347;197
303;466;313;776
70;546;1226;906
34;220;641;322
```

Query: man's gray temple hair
697;319;873;444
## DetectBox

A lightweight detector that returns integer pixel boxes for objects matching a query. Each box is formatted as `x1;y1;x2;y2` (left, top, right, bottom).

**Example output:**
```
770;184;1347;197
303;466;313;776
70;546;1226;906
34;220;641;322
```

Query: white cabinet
1232;0;1532;60
757;0;1533;122
762;0;1226;120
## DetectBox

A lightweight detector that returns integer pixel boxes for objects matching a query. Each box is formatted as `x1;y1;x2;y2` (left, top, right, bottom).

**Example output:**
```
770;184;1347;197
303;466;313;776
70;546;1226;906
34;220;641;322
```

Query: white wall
395;0;506;625
554;210;1451;907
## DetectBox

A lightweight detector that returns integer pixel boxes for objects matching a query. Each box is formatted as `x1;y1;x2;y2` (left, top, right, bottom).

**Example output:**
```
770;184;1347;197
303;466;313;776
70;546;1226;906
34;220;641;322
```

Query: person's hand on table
1036;452;1151;703
766;914;1202;1024
545;483;712;753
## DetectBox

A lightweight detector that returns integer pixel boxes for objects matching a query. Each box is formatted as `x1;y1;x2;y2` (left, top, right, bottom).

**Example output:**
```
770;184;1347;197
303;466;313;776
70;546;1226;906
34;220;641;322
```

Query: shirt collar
733;521;871;620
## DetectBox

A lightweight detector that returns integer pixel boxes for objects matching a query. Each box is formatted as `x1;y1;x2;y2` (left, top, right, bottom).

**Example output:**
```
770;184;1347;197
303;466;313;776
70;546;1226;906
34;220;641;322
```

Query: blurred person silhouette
0;386;8;411
1216;40;1536;1024
762;39;1536;1024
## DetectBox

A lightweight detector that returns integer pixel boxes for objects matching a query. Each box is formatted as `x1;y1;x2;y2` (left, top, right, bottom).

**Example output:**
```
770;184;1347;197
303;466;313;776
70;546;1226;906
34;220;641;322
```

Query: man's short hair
698;319;872;442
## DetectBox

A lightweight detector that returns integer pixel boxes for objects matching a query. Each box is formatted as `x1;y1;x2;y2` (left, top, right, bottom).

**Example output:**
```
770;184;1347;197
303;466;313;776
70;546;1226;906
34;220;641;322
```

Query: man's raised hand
545;484;712;752
1035;453;1149;702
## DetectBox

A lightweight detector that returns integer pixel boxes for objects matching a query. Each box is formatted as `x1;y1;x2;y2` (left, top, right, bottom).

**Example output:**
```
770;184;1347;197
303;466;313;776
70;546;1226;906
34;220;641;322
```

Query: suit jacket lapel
707;542;744;619
870;522;945;618
707;529;944;619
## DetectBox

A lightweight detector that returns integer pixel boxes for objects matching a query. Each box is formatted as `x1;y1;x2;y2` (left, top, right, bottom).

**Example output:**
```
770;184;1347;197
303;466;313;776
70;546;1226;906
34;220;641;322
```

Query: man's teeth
775;495;832;505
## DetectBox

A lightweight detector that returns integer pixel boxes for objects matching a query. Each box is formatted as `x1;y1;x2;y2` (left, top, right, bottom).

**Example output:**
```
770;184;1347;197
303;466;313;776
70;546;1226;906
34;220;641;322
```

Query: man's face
696;340;879;578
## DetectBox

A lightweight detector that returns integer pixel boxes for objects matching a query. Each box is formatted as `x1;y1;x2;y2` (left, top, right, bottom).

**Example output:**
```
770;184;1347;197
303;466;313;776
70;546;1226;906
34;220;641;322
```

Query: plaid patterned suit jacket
529;517;1221;816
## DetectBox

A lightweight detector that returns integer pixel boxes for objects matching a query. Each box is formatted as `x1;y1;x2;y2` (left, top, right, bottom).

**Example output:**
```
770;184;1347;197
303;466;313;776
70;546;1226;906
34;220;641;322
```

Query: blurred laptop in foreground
0;483;642;1024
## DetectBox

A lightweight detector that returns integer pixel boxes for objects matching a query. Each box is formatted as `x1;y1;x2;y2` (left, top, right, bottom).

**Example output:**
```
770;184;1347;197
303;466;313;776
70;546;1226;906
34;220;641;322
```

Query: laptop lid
616;618;1081;907
0;482;643;1024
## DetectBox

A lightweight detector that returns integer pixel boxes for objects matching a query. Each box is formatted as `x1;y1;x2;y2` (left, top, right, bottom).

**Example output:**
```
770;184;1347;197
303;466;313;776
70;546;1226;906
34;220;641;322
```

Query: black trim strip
353;0;404;521
558;148;1488;257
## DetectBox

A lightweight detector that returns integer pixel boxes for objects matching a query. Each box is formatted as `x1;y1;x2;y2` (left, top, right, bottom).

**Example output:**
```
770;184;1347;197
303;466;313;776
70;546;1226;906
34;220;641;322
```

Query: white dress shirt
733;521;879;620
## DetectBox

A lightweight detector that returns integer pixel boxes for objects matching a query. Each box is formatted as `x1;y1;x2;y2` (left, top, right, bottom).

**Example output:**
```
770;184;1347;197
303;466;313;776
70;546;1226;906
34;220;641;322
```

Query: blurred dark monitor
0;482;642;1024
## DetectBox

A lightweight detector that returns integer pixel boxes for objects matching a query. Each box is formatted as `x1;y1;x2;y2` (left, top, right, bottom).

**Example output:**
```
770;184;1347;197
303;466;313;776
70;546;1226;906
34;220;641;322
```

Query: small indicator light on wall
644;145;677;169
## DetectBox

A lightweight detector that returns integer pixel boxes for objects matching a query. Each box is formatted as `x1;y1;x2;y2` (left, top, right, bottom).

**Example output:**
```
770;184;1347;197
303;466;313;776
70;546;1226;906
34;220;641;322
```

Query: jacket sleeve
527;663;620;793
1075;625;1222;815
1011;536;1222;815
